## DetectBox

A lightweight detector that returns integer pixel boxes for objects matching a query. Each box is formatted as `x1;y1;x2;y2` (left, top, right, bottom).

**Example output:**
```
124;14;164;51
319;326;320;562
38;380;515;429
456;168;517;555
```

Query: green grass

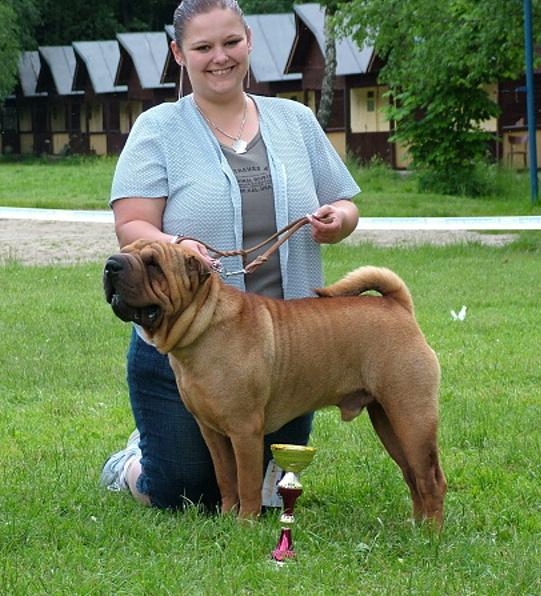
1;154;541;215
1;237;540;594
346;158;541;217
0;155;117;210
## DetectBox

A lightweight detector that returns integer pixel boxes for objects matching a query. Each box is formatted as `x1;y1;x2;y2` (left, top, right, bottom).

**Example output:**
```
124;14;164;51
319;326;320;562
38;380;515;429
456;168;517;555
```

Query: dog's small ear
185;255;211;283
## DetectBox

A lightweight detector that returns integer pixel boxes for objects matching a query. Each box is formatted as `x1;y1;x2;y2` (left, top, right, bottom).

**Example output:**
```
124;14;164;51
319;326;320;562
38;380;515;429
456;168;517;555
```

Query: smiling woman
102;0;360;514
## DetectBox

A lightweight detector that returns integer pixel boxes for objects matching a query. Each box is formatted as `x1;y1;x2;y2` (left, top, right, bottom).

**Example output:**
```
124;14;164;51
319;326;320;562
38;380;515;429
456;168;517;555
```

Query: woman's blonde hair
173;0;248;47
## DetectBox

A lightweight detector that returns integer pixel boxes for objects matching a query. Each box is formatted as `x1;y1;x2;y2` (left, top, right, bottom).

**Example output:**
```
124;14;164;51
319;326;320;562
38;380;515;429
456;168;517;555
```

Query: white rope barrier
1;208;540;230
0;207;114;223
356;216;541;230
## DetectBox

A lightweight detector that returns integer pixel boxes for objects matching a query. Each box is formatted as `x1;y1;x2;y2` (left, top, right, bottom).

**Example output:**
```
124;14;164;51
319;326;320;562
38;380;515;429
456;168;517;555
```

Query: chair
507;134;528;168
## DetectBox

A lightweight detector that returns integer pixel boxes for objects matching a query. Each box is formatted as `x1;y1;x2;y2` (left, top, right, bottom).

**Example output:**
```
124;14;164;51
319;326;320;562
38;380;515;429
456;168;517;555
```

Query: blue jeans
127;330;313;510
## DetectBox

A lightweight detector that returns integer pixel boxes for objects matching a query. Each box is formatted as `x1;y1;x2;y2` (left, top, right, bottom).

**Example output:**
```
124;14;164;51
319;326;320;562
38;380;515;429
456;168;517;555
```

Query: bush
417;160;497;197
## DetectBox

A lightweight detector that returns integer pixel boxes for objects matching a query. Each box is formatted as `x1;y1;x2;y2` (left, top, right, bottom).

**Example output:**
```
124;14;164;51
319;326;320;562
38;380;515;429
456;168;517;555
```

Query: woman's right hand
175;238;217;269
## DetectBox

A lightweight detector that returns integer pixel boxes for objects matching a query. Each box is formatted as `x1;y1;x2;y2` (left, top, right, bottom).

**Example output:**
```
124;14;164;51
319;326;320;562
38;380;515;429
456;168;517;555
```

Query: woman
101;0;360;511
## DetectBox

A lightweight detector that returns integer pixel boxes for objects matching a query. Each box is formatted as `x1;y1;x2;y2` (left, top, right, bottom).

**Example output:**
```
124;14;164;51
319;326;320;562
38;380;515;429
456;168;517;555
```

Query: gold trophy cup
270;443;317;562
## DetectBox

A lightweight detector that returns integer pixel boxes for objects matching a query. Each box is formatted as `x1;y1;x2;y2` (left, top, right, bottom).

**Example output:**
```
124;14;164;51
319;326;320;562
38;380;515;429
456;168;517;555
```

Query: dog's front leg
230;431;264;520
197;423;239;513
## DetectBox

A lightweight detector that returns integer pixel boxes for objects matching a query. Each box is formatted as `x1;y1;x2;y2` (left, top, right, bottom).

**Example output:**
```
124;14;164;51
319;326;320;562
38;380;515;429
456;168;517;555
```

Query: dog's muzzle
103;255;162;329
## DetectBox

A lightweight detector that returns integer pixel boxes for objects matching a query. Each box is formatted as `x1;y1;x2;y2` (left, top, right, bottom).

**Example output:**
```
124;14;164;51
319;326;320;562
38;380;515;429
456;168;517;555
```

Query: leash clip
223;268;247;277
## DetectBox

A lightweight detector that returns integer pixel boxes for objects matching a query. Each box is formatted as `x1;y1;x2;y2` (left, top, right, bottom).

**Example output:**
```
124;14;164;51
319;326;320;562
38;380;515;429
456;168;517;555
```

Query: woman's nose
211;45;229;63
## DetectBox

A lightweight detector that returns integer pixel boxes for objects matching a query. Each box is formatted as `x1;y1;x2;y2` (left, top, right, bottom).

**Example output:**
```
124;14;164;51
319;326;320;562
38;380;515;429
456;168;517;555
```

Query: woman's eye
226;39;241;47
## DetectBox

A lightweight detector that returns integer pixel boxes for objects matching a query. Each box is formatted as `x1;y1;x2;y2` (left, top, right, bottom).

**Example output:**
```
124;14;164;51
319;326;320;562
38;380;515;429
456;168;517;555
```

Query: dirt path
0;219;518;266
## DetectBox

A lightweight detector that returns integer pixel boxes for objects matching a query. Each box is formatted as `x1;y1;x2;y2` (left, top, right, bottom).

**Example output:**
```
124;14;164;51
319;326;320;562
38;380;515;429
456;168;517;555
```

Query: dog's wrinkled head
103;240;211;335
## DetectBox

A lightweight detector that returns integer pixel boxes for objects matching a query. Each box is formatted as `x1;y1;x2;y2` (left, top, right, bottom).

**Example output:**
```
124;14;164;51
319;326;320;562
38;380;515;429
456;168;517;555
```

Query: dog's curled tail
315;266;414;313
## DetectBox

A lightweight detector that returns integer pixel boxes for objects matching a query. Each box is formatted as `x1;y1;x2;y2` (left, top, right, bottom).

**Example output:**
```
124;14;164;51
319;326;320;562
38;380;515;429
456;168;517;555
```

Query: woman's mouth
208;66;235;77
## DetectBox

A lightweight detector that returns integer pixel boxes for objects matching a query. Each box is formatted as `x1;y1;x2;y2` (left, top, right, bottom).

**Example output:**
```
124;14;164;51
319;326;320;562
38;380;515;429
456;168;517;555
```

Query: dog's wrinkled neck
151;274;220;354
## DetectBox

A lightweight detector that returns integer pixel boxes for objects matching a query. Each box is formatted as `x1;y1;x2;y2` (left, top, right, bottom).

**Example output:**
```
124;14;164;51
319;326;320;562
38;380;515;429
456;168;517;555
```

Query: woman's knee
139;457;221;511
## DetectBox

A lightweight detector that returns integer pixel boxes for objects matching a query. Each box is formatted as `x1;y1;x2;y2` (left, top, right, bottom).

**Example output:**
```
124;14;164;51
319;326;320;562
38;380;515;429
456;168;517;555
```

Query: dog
104;240;447;525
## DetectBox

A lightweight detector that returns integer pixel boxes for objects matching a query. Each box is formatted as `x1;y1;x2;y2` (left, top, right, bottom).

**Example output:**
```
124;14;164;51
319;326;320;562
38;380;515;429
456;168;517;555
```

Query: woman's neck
193;90;247;122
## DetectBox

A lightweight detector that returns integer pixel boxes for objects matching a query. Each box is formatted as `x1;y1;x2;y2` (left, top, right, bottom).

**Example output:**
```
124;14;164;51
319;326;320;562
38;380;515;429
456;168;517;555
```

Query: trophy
270;443;317;563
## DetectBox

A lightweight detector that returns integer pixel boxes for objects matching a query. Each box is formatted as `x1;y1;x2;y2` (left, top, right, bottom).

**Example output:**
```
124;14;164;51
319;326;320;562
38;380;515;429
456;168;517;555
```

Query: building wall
82;103;104;133
52;133;70;154
20;133;34;154
90;133;107;155
50;101;66;131
120;100;143;134
276;90;305;103
327;131;346;159
19;106;33;132
350;86;390;134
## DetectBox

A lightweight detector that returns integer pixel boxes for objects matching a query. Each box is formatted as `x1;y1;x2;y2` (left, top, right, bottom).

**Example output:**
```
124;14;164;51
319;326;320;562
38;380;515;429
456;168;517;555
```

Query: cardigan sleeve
110;110;169;205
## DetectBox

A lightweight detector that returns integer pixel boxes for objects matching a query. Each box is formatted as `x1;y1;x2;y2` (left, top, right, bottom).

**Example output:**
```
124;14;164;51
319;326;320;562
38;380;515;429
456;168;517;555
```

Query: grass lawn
1;155;541;216
0;156;117;210
1;237;540;593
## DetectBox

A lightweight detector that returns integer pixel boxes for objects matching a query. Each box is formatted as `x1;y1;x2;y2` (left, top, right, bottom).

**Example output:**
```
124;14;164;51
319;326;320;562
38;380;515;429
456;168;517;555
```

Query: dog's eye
148;259;163;276
143;254;162;278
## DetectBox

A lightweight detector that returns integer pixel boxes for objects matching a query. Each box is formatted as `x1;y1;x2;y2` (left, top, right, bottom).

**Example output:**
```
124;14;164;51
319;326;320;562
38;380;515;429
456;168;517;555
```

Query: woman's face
172;8;251;100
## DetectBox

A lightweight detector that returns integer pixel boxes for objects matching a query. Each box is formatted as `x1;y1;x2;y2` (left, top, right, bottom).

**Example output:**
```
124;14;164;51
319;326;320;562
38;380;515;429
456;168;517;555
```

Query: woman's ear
171;40;184;66
246;26;253;52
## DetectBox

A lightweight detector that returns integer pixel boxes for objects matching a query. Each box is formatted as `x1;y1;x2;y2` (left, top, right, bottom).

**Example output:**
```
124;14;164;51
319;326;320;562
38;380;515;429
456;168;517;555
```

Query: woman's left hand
307;200;359;244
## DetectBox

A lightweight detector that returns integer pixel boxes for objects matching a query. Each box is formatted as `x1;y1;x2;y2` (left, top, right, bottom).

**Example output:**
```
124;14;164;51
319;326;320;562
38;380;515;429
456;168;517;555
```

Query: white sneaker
100;429;141;492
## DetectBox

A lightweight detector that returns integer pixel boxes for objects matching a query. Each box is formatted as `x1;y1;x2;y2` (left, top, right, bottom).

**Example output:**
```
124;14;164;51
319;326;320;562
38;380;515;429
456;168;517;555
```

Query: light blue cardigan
111;94;360;299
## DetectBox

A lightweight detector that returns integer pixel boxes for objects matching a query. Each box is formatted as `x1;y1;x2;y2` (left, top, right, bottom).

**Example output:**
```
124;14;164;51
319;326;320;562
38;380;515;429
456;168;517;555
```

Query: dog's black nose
104;256;124;277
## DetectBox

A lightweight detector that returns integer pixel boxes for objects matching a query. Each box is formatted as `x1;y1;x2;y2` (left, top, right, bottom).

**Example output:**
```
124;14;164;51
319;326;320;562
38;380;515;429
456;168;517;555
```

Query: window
107;101;120;131
70;102;81;132
1;107;18;132
367;91;375;112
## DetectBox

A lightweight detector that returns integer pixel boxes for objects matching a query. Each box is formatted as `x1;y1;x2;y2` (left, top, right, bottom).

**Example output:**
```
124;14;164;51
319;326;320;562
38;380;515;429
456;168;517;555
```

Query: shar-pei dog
103;240;446;525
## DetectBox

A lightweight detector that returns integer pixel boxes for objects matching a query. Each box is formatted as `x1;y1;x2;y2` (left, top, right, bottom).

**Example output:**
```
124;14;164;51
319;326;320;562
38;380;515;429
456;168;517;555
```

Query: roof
72;40;127;94
162;26;177;84
37;46;82;96
116;32;175;89
17;51;46;97
290;3;373;76
245;14;301;82
165;24;174;41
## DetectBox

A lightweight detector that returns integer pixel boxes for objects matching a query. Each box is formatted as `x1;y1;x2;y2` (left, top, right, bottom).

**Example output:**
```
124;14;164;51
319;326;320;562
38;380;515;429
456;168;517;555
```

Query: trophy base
271;528;295;562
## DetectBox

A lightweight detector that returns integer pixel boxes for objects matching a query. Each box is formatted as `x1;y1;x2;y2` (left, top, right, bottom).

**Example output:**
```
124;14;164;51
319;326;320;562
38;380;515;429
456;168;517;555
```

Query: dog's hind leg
367;402;424;519
380;401;447;528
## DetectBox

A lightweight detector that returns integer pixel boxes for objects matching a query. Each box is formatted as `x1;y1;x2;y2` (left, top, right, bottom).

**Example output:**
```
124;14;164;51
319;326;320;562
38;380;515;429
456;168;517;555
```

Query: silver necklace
193;94;248;154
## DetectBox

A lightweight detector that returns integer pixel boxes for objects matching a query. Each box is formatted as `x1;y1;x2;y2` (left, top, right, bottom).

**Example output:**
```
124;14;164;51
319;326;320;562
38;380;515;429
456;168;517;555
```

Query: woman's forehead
183;8;246;43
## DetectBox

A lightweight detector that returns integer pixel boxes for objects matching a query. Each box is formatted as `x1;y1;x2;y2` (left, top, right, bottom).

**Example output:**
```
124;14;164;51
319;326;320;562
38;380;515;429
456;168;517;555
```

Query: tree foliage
238;0;295;14
0;1;21;102
34;0;178;46
336;0;541;192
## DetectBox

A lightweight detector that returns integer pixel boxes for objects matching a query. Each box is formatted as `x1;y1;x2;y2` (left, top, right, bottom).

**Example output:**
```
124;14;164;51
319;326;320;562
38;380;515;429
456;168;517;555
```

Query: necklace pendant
232;138;248;154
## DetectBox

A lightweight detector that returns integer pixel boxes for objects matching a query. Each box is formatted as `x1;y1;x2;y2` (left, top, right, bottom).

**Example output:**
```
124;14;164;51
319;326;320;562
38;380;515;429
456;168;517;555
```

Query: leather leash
174;215;311;275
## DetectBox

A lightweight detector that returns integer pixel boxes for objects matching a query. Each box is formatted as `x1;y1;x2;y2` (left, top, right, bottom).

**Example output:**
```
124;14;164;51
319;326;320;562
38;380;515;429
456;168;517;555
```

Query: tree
9;0;40;49
34;0;177;46
238;0;295;14
317;0;340;129
336;0;541;193
0;0;20;103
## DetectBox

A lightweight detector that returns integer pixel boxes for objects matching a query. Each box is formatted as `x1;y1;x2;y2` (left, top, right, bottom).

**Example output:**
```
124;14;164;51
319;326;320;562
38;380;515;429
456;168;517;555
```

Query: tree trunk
317;10;337;130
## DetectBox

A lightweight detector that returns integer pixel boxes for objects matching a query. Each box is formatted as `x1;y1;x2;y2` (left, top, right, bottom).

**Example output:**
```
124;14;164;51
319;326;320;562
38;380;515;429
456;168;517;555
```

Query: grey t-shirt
222;132;283;299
